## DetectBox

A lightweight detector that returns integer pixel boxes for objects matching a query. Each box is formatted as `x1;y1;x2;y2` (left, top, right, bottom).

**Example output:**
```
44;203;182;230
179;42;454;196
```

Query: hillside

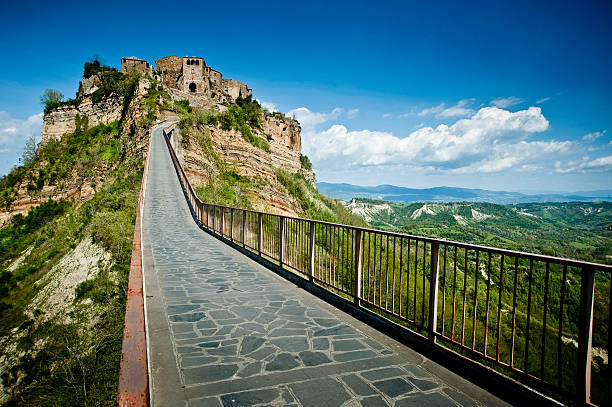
346;198;612;264
0;61;149;405
319;182;612;204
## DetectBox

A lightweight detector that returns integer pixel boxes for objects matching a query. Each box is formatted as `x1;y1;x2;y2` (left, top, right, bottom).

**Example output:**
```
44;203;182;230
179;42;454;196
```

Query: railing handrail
189;200;612;272
161;128;612;272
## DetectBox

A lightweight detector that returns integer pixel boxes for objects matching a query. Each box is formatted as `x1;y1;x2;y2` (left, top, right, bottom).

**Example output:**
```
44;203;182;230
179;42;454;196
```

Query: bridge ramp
143;126;509;407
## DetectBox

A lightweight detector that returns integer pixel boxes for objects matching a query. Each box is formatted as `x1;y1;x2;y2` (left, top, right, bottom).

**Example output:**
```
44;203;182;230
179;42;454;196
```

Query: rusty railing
163;127;611;406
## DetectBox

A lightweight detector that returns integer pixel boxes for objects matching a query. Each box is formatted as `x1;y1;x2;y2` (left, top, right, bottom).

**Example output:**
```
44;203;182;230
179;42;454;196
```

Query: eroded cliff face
40;97;124;143
180;122;308;216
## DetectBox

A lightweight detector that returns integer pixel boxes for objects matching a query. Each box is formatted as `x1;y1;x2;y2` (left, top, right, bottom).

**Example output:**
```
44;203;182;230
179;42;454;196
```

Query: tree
40;89;65;114
22;136;37;166
40;89;64;107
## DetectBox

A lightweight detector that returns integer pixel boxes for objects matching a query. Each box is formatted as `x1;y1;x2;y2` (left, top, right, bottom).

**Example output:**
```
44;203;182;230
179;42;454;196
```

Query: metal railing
163;127;611;406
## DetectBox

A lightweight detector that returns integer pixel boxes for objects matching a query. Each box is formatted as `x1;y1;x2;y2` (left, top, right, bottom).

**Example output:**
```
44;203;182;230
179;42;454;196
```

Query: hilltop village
5;55;319;226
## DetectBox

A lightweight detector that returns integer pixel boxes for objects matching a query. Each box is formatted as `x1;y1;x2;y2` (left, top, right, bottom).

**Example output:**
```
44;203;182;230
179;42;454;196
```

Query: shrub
300;154;312;170
83;59;117;79
194;109;217;126
175;99;192;113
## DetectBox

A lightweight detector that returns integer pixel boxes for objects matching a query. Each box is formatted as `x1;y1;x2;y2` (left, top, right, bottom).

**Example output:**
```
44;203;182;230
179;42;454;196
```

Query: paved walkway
142;125;510;407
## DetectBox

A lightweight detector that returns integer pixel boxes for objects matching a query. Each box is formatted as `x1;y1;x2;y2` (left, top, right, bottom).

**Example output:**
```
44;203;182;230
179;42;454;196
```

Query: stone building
154;55;251;103
120;57;150;74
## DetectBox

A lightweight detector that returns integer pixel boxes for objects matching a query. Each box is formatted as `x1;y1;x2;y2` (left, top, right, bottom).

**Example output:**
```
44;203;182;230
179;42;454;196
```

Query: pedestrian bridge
117;124;611;406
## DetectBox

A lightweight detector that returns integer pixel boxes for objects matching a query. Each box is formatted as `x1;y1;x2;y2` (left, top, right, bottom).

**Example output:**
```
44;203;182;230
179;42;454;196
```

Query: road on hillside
141;124;508;407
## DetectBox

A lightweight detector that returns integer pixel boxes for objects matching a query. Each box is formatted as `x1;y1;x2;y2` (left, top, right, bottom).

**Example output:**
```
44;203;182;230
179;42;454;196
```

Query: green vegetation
196;169;253;209
40;89;70;115
83;59;117;79
300;154;312;171
140;81;172;129
90;69;140;106
0;168;140;405
22;136;38;166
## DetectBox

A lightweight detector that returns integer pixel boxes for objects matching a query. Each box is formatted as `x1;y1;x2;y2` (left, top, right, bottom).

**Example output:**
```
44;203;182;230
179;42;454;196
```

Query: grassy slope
0;70;145;405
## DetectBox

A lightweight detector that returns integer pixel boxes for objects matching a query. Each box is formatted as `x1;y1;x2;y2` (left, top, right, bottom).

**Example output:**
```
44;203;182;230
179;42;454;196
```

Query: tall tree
22;136;37;165
39;89;64;107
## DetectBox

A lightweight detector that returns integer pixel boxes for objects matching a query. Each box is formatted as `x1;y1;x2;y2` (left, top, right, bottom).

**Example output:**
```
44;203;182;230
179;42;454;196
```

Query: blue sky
1;0;611;192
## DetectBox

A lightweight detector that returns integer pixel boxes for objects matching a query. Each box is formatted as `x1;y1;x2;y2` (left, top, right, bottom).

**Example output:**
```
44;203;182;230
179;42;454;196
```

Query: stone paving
142;125;509;407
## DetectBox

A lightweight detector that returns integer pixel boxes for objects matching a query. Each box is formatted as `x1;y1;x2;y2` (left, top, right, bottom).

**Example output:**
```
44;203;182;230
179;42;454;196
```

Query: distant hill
345;198;612;264
317;182;612;204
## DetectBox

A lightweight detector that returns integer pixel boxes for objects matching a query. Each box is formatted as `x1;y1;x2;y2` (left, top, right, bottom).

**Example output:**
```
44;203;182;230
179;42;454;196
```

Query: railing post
212;206;216;231
242;210;246;247
577;266;595;404
230;208;234;241
221;208;225;236
309;222;316;282
353;229;363;305
428;242;440;343
258;213;263;256
279;216;285;267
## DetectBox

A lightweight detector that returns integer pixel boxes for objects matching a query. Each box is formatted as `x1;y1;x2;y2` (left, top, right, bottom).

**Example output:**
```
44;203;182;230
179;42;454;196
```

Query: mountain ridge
317;182;612;204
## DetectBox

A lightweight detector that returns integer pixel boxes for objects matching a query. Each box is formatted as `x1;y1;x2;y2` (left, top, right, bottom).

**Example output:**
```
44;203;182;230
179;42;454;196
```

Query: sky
0;0;611;192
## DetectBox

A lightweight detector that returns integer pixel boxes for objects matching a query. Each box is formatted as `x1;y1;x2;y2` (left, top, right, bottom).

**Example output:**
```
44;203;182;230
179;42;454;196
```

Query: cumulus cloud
582;129;607;141
419;99;474;118
347;108;359;119
302;106;567;174
287;107;343;129
491;96;522;108
0;111;43;152
555;155;612;173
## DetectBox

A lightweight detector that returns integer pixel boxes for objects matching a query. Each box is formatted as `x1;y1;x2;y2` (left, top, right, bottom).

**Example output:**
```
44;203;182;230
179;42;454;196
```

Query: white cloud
418;103;445;116
302;106;566;174
555;155;612;173
582;129;607;141
0;111;43;152
419;99;475;118
286;107;343;129
382;113;392;118
347;109;359;119
259;101;278;112
536;97;551;104
491;96;522;108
